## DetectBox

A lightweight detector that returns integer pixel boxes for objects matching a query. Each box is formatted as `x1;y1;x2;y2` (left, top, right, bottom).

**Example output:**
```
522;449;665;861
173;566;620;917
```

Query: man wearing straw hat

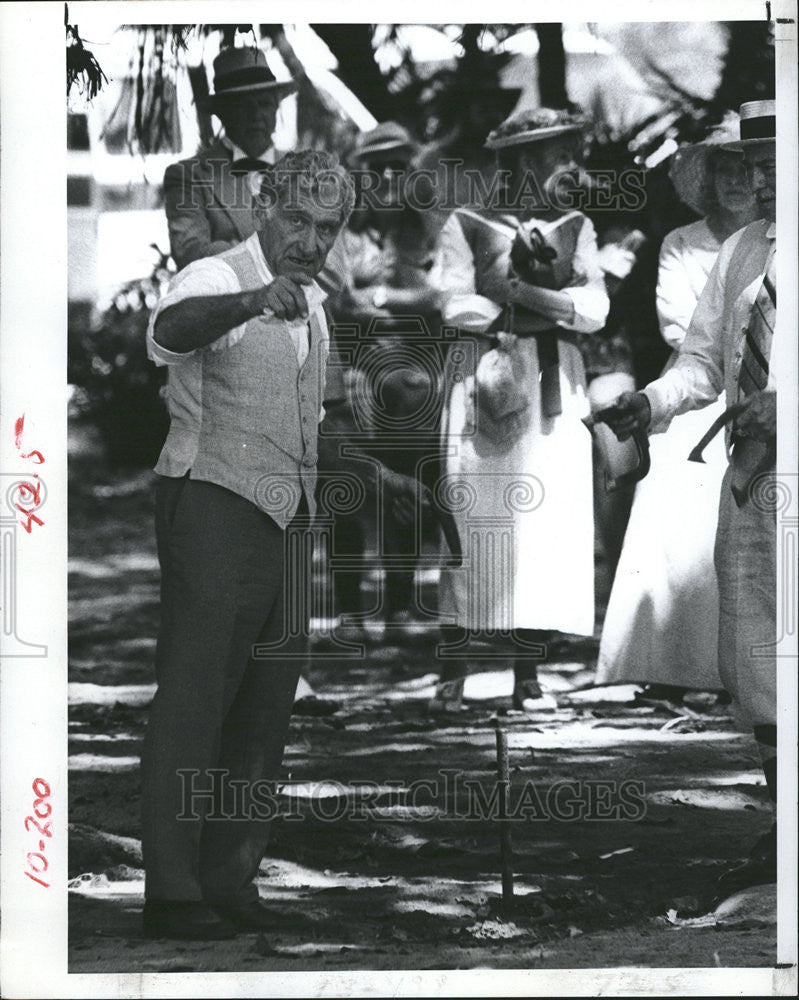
607;100;780;897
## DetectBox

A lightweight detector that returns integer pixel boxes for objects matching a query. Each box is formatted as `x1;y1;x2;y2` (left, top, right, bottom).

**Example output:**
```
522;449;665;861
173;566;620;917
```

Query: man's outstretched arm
153;276;311;355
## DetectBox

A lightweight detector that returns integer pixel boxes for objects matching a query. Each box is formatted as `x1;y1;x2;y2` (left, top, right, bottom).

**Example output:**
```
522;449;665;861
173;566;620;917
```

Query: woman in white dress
595;118;758;698
429;109;609;712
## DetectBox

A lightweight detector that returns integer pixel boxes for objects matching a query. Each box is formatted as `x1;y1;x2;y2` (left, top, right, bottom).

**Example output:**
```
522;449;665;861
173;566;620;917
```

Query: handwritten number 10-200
24;778;52;888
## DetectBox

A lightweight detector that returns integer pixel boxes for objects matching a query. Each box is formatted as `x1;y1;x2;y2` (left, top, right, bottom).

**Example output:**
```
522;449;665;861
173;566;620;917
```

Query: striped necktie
738;246;775;398
731;245;776;506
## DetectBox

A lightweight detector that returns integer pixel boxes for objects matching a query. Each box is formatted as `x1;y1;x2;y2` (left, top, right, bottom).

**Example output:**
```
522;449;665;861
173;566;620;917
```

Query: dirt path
67;463;777;973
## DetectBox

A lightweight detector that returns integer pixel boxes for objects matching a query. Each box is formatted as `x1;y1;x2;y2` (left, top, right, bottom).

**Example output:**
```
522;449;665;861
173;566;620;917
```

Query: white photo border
0;1;796;996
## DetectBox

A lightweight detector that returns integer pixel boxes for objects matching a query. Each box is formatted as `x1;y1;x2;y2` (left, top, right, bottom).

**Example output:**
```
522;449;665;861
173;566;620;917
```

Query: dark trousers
141;476;307;904
333;512;415;620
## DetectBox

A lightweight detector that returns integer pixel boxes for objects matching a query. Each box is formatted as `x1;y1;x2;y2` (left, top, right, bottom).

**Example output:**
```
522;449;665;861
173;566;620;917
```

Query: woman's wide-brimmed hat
668;114;743;216
203;47;296;106
485;107;585;150
722;99;776;150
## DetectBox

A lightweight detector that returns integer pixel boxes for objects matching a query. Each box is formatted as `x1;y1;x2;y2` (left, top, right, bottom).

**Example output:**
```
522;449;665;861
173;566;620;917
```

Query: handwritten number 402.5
14;413;45;533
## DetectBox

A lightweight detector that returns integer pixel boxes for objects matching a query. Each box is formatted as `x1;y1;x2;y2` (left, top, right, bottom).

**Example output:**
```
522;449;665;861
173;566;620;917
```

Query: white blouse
656;219;722;350
431;210;609;335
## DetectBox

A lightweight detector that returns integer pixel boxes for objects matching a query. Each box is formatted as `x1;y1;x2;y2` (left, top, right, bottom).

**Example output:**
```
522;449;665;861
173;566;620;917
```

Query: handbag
472;333;532;453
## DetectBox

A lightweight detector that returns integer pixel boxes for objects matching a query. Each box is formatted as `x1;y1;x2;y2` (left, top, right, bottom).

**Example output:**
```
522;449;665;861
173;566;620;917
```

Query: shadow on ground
67;457;777;972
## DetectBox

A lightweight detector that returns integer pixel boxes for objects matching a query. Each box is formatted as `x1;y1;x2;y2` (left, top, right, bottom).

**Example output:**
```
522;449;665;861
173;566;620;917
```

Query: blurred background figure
331;122;446;636
429;108;609;713
414;76;521;235
595;115;758;703
582;226;645;581
340;121;439;323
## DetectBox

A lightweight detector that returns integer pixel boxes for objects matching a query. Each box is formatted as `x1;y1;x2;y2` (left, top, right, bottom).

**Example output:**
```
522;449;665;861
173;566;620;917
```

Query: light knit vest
156;240;327;528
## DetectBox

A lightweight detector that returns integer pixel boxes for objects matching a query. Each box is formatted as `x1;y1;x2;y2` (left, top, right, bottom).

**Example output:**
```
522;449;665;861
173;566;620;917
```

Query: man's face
743;141;776;222
217;91;281;158
256;186;344;282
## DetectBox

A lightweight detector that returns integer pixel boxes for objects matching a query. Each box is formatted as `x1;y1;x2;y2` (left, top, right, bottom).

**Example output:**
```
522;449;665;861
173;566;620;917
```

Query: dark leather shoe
142;900;236;940
213;898;282;931
512;680;557;712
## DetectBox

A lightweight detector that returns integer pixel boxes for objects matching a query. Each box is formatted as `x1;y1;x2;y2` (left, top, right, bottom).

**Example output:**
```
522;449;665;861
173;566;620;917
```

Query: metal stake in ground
495;725;514;907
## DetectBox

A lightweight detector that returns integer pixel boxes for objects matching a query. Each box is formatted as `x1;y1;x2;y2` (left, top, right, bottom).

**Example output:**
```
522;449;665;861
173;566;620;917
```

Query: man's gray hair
257;149;356;222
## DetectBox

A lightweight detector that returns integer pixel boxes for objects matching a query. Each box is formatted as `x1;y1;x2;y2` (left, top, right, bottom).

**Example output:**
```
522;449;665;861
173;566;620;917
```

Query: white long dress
434;210;609;635
595;219;727;689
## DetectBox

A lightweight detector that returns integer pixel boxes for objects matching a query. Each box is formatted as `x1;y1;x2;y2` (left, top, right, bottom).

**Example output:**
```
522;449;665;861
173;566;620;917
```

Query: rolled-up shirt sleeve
558;216;610;335
146;257;241;367
643;247;728;433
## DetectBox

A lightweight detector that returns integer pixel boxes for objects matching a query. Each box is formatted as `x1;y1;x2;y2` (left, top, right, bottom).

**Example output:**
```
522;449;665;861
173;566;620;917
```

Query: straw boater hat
668;113;744;216
722;99;776;150
203;47;296;106
485;107;585;150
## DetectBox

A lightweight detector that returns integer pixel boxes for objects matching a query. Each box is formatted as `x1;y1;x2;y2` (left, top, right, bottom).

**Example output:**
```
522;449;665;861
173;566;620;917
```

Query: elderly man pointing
141;151;355;940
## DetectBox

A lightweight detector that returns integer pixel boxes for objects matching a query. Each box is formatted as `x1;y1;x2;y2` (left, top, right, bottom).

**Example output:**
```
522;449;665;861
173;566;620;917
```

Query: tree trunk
261;24;344;149
534;23;569;109
310;24;394;120
713;21;775;112
187;63;214;149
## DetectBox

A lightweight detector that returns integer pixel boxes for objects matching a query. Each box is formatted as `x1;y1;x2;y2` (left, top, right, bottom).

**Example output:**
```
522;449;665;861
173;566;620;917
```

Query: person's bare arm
153;276;310;354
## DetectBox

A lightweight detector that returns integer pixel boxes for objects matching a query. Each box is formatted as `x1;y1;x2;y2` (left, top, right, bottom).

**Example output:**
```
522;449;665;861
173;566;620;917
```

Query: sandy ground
67;455;777;974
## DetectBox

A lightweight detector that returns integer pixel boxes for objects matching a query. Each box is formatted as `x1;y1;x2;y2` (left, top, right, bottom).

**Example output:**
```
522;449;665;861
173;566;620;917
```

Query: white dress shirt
643;219;776;438
147;232;326;368
146;233;328;443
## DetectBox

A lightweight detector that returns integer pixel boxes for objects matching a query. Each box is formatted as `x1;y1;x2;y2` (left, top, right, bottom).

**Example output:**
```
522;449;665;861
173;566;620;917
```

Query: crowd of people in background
140;45;780;940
